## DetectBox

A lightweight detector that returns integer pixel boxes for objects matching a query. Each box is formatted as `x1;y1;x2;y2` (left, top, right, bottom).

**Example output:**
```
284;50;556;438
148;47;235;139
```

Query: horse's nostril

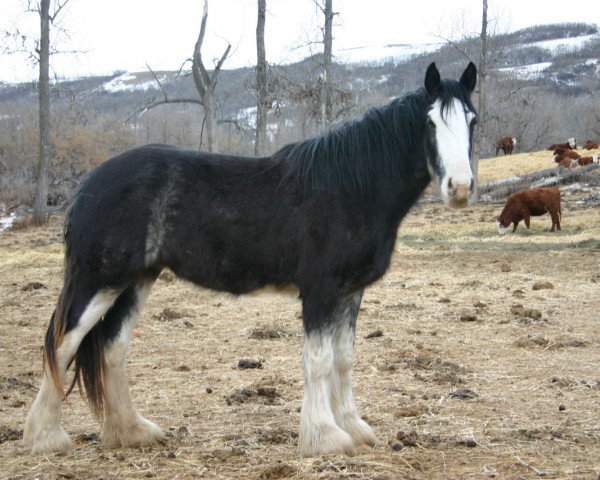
470;178;474;192
447;178;454;190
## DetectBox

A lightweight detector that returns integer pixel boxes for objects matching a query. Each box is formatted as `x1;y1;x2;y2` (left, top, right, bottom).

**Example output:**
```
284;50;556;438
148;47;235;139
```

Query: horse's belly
240;284;300;299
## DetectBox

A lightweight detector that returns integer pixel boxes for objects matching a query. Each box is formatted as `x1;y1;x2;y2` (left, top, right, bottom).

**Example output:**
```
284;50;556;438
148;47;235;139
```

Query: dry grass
477;147;600;184
1;154;600;479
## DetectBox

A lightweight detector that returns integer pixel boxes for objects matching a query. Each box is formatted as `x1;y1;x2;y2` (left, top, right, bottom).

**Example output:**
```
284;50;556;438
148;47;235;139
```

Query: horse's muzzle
445;177;474;208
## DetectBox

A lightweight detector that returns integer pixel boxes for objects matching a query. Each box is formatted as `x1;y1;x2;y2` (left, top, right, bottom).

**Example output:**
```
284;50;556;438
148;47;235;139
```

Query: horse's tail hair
70;320;106;419
43;245;76;401
43;241;107;419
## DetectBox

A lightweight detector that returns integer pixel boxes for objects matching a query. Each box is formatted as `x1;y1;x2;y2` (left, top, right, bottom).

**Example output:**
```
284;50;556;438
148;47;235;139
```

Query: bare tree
254;0;268;156
35;0;71;223
472;0;489;191
315;0;334;126
140;0;230;153
2;0;73;222
32;0;52;224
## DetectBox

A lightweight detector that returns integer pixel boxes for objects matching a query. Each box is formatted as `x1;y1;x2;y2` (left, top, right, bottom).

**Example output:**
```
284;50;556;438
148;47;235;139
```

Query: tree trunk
480;163;599;201
188;0;229;153
33;0;51;225
204;91;216;153
254;0;268;156
472;0;488;201
320;0;333;127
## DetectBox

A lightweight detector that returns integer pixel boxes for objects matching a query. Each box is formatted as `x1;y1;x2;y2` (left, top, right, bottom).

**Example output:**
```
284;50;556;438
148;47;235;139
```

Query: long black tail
43;245;76;397
44;244;109;419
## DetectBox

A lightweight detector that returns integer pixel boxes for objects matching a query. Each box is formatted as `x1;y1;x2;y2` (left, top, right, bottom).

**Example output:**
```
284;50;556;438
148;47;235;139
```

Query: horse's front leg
299;291;355;457
330;291;377;449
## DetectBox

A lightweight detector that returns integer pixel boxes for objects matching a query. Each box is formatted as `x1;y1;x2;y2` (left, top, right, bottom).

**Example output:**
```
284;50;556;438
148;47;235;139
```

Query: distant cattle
553;149;580;161
495;136;517;155
577;154;599;166
547;138;577;151
583;140;599;150
496;187;561;234
557;157;578;169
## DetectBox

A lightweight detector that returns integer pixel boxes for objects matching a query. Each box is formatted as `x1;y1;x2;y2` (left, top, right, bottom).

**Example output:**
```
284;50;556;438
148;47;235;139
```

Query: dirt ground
1;154;600;479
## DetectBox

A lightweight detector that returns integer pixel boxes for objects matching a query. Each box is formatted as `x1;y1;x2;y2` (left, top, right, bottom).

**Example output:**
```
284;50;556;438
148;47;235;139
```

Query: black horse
25;62;477;456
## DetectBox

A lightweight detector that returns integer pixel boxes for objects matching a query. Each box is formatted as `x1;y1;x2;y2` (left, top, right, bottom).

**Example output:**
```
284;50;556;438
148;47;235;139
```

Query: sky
1;0;598;83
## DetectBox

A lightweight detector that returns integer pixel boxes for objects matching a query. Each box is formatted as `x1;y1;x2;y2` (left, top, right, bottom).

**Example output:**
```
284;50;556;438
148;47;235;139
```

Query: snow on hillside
102;72;162;93
335;43;441;65
526;33;599;53
497;61;553;80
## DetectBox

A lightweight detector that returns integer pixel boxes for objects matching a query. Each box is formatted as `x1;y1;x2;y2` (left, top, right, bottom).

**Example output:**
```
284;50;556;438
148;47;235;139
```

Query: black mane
277;78;475;198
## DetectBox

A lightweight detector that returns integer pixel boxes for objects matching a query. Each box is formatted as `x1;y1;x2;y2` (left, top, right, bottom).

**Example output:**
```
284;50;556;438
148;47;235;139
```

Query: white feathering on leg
299;331;355;456
24;290;119;454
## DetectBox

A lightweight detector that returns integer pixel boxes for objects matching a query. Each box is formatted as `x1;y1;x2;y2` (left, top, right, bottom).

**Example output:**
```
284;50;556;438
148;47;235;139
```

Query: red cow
578;154;599;166
553;149;580;161
583;140;599;150
495;136;517;155
547;137;577;150
557;157;578;168
496;187;561;234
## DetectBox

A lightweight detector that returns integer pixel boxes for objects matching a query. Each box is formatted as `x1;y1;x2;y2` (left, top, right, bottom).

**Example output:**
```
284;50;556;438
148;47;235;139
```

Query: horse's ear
460;62;477;93
424;62;441;97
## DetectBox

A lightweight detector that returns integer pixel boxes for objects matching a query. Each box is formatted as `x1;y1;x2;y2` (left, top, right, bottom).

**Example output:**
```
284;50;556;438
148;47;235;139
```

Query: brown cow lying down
547;137;577;151
583;140;599;150
553;148;580;160
557;157;578;168
578;154;599;166
496;187;561;234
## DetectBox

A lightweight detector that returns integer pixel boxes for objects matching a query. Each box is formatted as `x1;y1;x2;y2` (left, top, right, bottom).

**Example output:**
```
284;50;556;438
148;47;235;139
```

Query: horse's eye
427;118;436;128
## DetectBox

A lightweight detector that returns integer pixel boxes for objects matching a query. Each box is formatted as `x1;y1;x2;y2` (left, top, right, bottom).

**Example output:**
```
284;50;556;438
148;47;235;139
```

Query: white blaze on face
496;220;511;235
428;97;475;208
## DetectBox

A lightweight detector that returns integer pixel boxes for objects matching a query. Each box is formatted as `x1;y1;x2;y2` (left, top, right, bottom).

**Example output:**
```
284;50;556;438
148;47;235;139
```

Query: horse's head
423;62;477;208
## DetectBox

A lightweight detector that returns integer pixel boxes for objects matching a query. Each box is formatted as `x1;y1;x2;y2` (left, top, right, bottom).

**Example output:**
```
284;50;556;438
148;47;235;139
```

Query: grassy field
1;151;599;479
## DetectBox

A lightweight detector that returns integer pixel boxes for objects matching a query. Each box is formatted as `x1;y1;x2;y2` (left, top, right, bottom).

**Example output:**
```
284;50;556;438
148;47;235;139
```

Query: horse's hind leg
101;277;164;448
330;291;377;449
24;289;120;454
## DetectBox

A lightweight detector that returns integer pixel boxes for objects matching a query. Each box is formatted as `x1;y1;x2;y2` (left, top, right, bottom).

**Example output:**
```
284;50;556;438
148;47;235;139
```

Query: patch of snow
102;72;162;93
497;62;552;80
237;106;257;129
336;43;441;65
0;212;16;232
377;74;391;84
524;33;600;54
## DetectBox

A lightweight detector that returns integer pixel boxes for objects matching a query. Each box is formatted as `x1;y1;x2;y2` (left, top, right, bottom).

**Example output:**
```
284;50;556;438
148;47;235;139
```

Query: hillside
0;23;599;208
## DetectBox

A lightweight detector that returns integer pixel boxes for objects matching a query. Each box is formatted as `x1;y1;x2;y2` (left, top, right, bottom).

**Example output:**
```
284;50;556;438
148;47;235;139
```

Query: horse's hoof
24;424;72;454
341;417;378;448
102;415;165;448
299;422;356;457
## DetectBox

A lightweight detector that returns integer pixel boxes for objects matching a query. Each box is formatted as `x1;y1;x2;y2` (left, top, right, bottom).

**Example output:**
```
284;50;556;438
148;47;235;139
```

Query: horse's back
65;145;296;290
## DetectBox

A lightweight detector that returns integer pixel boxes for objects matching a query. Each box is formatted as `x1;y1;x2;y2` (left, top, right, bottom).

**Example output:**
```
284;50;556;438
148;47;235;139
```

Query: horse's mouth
444;183;473;208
